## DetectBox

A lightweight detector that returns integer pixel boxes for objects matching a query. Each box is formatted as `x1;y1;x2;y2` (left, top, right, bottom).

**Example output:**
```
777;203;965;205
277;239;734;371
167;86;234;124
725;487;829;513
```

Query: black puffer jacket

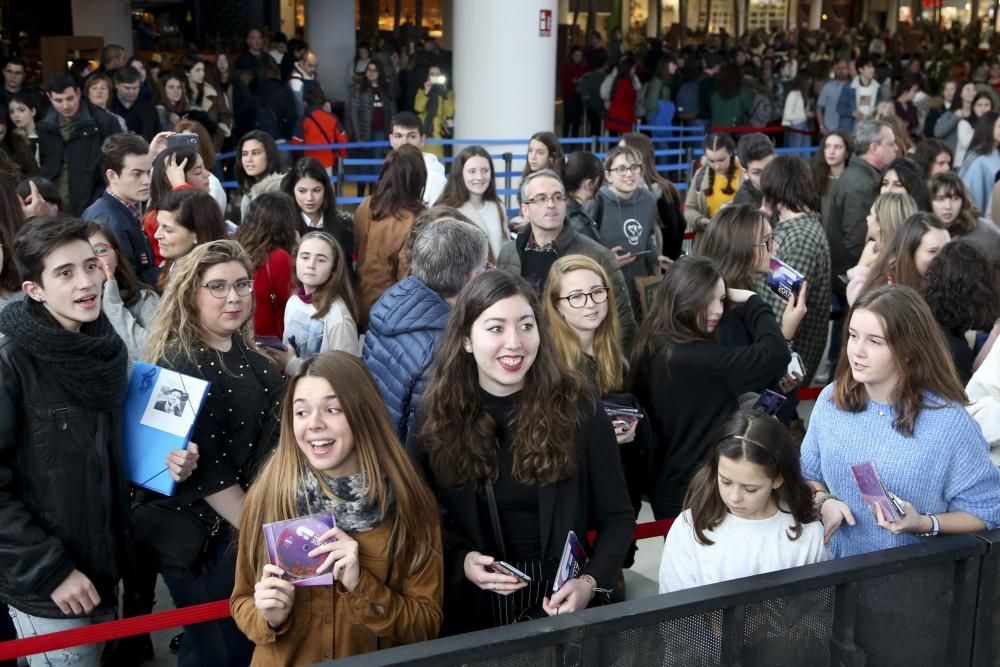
37;100;122;215
0;336;132;618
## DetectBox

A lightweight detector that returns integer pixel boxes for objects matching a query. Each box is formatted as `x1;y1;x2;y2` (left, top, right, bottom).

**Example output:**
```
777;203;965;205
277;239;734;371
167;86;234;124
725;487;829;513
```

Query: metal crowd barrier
324;529;1000;667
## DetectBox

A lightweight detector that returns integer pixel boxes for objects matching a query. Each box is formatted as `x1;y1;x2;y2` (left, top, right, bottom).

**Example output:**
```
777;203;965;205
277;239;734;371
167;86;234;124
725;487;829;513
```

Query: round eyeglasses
201;279;254;299
559;287;609;309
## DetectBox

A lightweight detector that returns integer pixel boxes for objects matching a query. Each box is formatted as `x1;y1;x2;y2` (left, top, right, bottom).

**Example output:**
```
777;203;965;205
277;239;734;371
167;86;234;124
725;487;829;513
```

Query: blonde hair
237;352;441;578
144;240;257;364
871;192;918;249
542;255;623;394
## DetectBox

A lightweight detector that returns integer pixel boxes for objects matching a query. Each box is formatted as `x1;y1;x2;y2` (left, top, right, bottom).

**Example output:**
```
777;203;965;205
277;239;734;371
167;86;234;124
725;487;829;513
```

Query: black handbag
130;503;222;578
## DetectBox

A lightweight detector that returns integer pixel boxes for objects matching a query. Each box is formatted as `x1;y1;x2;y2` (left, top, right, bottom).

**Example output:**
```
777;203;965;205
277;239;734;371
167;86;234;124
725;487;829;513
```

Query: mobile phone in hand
488;561;532;582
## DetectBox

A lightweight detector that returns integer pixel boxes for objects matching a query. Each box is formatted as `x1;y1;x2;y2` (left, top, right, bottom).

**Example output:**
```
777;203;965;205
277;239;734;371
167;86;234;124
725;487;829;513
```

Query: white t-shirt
852;76;881;119
658;508;828;593
459;199;506;258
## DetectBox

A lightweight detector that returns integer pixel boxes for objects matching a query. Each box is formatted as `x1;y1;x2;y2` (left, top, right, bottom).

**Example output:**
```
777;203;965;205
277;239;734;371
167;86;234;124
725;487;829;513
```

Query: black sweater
631;295;789;508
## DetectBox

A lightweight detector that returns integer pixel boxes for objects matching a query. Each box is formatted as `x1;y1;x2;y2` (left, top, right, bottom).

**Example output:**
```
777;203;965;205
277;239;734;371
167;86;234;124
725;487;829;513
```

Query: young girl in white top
659;409;827;593
436;145;507;257
267;232;361;373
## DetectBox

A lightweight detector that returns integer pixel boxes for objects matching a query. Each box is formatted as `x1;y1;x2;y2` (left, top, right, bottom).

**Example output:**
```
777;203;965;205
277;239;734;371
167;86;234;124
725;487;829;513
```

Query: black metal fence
322;529;1000;667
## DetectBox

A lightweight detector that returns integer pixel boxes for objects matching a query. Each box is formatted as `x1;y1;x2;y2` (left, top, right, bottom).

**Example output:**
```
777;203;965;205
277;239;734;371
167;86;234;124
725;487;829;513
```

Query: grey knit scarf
295;468;387;532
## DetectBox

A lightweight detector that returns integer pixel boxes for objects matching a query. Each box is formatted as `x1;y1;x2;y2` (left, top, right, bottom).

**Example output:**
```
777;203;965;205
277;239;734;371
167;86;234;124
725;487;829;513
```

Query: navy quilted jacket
362;276;451;442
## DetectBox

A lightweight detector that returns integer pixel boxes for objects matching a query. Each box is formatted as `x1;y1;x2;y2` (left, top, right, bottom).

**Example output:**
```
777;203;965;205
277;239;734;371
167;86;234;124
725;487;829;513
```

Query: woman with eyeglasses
140;240;285;666
88;221;159;361
628;255;793;520
592;145;660;312
234;192;300;339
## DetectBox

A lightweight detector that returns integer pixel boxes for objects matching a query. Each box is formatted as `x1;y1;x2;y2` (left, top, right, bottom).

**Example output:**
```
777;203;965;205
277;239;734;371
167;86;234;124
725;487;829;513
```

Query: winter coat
348;85;397;142
353;198;418;330
83;192;160;285
362;276;452;442
37;101;122;215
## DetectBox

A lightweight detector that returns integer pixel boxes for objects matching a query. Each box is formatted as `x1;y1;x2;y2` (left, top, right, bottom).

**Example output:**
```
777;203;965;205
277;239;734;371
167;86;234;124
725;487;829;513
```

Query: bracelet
577;574;613;597
919;513;941;537
812;491;836;511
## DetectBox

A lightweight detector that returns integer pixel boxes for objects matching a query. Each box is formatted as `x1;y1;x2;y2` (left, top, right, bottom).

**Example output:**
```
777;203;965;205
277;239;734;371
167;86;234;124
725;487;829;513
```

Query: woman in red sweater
604;56;638;135
233;192;299;338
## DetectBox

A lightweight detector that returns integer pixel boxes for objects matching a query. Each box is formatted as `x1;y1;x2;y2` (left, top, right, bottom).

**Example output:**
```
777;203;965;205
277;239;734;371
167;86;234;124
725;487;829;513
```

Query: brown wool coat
230;521;443;666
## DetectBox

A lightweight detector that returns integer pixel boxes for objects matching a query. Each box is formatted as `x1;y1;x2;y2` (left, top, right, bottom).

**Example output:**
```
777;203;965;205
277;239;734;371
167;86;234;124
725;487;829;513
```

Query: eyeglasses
607;164;642;177
524;193;568;206
201;279;253;299
755;234;775;251
559;287;609;309
92;243;113;257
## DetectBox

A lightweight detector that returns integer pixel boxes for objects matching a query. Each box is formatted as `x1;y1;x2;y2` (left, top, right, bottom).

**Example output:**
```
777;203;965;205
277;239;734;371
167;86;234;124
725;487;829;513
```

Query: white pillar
306;0;355;105
453;0;558;173
71;0;133;55
810;0;823;29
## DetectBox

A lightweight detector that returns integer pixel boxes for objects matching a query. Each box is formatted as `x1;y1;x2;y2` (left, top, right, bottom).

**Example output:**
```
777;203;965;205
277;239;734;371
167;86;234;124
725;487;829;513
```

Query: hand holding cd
275;517;334;581
309;527;360;591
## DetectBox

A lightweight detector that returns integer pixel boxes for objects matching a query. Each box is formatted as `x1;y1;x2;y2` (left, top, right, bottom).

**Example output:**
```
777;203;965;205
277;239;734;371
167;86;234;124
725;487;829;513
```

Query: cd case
553;530;589;593
263;512;337;586
850;462;903;523
765;257;805;302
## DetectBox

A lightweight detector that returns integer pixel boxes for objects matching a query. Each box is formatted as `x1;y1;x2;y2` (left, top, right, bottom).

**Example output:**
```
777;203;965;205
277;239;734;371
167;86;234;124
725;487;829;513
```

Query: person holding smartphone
406;270;634;634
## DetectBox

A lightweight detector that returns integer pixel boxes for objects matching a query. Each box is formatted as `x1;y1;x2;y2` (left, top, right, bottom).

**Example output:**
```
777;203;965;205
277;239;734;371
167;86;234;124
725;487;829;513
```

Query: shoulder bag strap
264;260;279;335
484;480;507;561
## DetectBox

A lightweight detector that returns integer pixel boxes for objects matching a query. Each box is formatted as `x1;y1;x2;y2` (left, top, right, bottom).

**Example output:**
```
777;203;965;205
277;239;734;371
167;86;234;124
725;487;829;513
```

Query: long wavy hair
810;130;854;197
928;171;980;236
921;240;1000;333
833;285;967;436
369;144;426;221
694;205;768;291
238;352;441;579
292;231;359;322
435;145;504;215
542;255;623;394
861;212;948;296
234;192;300;269
418;271;584;488
684;410;817;545
869;192;918;250
521;131;565;179
144;240;257;365
628;256;723;385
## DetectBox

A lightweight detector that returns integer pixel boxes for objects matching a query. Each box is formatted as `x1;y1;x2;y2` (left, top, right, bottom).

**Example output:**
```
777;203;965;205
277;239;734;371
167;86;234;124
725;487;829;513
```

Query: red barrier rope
707;124;818;137
0;520;677;659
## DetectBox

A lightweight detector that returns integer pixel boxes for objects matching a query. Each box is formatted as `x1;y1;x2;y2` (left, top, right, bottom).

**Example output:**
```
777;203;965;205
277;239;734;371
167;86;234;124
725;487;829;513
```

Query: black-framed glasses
559;287;609;309
607;163;642;177
755;235;775;251
524;193;568;206
201;279;253;299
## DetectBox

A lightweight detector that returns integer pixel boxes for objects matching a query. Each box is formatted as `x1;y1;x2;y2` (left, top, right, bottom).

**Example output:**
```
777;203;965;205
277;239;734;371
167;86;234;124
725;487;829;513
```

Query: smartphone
752;389;787;416
167;132;199;150
256;336;287;351
788;352;805;378
488;561;532;582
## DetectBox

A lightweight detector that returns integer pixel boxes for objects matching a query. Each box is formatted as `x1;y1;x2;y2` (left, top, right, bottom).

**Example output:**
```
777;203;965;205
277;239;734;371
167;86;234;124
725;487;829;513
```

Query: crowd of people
0;17;999;667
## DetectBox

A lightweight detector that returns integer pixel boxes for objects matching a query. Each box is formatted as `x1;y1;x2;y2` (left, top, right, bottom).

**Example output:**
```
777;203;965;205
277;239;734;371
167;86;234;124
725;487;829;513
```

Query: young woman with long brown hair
803;285;1000;558
628;255;792;519
852;212;951;304
231;352;443;664
435;145;507;258
407;270;634;634
353;144;426;329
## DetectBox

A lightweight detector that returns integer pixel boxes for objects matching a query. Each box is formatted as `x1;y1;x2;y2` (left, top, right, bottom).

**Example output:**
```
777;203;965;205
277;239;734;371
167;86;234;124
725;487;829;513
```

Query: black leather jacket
0;336;132;618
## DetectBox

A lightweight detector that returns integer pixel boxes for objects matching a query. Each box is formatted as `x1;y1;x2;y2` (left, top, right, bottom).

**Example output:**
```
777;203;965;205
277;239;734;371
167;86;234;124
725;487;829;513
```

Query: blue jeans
9;607;115;667
161;529;252;667
785;121;811;151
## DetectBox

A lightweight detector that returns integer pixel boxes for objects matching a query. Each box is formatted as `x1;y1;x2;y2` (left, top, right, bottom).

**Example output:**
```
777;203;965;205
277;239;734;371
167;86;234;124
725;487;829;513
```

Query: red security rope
0;520;679;659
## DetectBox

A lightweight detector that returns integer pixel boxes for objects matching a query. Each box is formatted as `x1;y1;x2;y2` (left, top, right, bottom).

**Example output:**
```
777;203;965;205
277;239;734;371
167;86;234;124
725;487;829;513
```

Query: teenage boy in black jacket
0;217;197;663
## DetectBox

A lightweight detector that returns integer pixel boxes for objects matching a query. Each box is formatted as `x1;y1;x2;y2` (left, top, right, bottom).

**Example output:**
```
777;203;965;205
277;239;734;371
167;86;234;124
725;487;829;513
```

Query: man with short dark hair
732;132;775;208
235;28;275;92
0;57;37;116
363;212;490;440
497;169;636;350
82;134;158;284
111;66;160;141
389;111;447;205
38;73;123;215
0;216;195;666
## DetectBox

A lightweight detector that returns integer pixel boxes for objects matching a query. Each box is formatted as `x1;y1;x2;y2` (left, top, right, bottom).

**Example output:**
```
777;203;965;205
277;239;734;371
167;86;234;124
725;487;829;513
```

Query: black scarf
0;298;128;411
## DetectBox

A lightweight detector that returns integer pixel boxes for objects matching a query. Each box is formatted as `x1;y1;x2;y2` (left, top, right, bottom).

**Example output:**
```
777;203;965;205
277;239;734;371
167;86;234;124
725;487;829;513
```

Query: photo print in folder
123;361;210;496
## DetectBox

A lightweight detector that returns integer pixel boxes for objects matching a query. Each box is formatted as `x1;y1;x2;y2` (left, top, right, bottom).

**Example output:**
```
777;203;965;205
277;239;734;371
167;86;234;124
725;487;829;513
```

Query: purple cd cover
765;257;805;302
553;530;589;593
850;462;903;523
263;512;336;586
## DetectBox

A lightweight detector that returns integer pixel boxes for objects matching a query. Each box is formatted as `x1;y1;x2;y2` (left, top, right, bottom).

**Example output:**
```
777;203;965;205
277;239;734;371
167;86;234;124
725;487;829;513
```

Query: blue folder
123;361;210;496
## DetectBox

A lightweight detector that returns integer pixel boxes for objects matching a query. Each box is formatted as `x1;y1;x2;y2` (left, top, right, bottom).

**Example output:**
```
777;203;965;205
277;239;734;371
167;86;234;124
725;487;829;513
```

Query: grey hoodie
592;184;658;304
